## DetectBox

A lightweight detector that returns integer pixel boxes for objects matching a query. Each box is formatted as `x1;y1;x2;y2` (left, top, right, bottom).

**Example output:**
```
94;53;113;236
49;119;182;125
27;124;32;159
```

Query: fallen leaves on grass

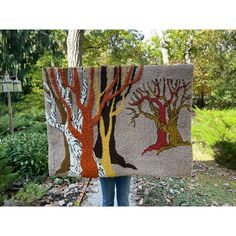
133;161;236;207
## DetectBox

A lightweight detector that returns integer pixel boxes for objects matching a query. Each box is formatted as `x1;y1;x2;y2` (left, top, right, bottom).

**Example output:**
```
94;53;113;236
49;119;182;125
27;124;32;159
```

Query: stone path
81;177;137;206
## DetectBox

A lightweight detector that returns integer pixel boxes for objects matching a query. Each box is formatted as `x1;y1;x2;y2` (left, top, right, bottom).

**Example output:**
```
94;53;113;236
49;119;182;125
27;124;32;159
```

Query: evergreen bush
213;141;236;170
0;156;18;205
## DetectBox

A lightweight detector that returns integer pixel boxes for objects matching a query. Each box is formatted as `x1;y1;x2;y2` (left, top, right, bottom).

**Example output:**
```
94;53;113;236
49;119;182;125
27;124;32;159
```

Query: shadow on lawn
213;141;236;170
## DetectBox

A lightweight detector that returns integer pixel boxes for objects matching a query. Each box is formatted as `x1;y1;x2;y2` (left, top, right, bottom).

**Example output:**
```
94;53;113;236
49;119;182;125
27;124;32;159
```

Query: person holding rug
99;176;131;206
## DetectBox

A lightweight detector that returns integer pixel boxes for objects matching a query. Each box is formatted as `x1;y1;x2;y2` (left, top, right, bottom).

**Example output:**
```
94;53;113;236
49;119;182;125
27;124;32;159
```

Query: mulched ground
39;178;86;206
4;177;89;206
4;161;235;207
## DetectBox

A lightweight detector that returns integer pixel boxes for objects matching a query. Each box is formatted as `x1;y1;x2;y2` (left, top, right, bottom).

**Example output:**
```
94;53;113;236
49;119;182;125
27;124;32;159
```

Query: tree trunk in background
67;30;84;67
184;34;193;64
59;30;85;175
158;30;169;65
200;91;205;108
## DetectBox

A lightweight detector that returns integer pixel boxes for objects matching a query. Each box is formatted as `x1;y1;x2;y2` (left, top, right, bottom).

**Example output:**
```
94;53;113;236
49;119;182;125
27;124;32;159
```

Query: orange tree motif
44;68;89;176
50;66;143;177
127;78;191;155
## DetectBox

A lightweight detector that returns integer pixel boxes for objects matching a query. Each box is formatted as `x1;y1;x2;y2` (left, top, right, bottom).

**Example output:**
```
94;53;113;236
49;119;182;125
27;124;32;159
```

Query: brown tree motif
44;71;71;174
127;78;191;155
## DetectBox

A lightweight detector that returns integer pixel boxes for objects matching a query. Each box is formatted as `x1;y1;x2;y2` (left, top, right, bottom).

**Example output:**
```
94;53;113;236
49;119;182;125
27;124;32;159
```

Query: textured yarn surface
43;65;193;178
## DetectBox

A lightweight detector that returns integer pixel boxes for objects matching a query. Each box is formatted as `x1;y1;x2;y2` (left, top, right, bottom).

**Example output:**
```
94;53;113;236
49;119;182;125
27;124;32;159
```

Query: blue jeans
99;176;131;206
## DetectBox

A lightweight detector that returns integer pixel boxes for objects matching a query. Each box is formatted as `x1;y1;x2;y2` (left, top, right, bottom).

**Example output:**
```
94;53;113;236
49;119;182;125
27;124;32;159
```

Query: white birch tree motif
44;68;105;176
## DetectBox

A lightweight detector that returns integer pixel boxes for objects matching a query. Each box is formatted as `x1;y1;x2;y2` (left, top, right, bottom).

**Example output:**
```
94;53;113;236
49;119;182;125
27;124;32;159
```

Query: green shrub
0;156;19;205
0;132;48;181
0;114;33;136
0;112;46;138
0;103;8;116
213;141;236;170
16;107;46;123
14;92;45;115
25;122;47;134
13;182;48;205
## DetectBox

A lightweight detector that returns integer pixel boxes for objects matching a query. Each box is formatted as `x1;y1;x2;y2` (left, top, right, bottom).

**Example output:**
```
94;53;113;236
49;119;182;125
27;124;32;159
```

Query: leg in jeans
99;177;116;206
116;176;131;206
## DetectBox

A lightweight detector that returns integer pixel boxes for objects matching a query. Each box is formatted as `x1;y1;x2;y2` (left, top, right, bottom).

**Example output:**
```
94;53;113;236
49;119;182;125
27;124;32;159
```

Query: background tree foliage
0;30;66;94
149;30;236;108
0;30;67;113
0;29;236;110
83;30;149;65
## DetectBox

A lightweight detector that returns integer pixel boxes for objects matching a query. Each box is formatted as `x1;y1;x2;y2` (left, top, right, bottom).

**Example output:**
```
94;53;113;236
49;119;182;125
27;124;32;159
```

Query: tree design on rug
47;66;143;178
94;66;139;177
127;78;192;155
44;69;87;175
